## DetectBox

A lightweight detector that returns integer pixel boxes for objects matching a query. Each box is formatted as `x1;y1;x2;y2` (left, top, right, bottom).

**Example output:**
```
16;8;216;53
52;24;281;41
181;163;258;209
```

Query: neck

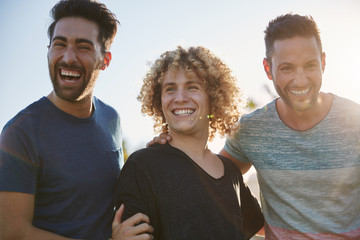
276;92;333;131
169;131;209;159
169;131;224;179
47;91;93;118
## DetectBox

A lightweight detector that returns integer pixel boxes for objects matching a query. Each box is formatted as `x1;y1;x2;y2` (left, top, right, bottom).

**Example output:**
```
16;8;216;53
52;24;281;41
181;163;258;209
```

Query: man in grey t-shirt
220;14;360;239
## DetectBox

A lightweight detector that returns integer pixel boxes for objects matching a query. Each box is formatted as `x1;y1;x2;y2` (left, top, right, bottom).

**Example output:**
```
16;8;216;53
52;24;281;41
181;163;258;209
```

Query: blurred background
1;0;359;157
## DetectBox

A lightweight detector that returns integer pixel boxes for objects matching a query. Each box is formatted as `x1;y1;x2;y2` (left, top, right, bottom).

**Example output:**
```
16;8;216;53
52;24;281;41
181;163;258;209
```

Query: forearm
0;192;79;240
1;224;79;240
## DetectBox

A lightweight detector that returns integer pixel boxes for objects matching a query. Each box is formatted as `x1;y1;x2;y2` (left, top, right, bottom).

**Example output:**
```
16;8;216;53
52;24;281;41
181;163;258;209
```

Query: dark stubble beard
49;62;101;103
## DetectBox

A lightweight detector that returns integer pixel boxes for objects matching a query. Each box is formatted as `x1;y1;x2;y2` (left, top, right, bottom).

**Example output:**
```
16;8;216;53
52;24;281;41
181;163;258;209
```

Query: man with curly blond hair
113;46;264;239
138;46;244;140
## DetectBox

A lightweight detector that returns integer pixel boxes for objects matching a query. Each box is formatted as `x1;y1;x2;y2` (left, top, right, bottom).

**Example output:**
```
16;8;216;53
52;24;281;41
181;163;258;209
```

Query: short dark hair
264;13;322;61
47;0;119;53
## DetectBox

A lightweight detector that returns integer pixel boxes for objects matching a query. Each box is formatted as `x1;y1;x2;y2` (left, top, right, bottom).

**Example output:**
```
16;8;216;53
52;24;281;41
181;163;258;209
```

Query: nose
174;89;189;103
293;67;308;87
63;47;78;64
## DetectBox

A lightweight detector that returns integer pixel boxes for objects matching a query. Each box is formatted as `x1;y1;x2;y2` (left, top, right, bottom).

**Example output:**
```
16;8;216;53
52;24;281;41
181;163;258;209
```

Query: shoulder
124;143;182;171
128;144;174;162
1;97;48;134
0;99;49;168
218;154;235;166
240;99;277;124
218;155;243;177
332;94;360;110
92;97;122;134
331;94;360;120
120;144;176;183
230;99;277;137
93;97;120;118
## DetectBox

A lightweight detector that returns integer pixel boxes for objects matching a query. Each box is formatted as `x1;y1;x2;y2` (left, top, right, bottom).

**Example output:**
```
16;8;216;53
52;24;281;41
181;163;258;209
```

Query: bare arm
0;192;77;240
219;148;252;174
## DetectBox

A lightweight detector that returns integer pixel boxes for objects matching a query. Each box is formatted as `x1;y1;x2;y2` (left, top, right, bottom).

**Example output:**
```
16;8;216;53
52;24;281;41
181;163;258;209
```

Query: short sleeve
115;154;159;224
224;127;250;164
240;175;264;238
0;124;38;193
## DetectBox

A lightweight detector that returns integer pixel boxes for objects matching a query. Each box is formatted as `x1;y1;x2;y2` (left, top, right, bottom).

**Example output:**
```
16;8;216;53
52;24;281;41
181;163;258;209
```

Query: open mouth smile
59;69;82;82
173;109;195;116
290;88;310;96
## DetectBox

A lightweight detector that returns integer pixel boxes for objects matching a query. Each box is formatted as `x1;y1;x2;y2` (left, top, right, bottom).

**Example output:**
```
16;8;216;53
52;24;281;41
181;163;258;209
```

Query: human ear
263;58;273;80
101;52;112;70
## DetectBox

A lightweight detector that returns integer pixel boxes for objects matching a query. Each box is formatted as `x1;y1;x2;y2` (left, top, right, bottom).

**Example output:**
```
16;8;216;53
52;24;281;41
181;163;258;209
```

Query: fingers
136;222;154;234
159;133;172;142
112;204;124;228
145;140;154;148
112;209;154;240
125;212;151;226
121;221;154;236
146;133;172;147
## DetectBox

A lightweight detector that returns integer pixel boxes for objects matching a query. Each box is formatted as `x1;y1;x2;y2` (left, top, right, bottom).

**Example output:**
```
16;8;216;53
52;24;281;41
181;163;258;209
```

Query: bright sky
1;0;359;154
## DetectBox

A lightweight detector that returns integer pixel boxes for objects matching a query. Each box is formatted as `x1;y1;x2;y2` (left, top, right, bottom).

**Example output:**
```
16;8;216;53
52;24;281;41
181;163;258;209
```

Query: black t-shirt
115;143;263;240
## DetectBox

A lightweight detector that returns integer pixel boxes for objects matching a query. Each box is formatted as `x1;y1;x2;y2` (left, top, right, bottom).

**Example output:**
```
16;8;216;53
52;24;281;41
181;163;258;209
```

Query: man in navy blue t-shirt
0;0;153;239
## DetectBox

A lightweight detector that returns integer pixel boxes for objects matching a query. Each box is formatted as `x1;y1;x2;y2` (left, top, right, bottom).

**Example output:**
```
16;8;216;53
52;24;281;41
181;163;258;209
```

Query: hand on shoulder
146;133;172;147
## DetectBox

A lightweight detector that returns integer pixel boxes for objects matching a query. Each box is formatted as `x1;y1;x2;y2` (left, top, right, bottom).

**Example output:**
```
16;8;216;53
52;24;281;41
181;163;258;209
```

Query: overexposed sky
1;0;359;153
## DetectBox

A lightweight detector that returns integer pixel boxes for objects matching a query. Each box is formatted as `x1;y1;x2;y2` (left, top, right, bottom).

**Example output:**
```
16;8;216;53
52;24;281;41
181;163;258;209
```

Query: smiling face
161;68;210;138
47;17;108;103
264;36;325;112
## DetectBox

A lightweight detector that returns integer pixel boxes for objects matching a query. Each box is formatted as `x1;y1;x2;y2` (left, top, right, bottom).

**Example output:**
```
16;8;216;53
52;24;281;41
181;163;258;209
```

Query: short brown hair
264;13;323;61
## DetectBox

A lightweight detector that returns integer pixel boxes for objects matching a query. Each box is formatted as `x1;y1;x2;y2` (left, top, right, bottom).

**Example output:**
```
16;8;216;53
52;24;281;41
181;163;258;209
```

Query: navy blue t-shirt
0;97;123;239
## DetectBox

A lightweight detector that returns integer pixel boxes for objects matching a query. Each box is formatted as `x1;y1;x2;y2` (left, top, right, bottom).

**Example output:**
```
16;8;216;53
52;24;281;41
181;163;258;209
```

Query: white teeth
174;109;194;116
61;69;81;77
290;88;309;95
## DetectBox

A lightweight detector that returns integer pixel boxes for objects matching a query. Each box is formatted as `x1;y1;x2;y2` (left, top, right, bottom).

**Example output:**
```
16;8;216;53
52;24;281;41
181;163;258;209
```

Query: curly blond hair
138;46;244;141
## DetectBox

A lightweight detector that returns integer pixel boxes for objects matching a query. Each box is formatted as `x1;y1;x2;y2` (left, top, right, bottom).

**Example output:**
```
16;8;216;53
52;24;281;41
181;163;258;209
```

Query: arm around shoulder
219;148;252;174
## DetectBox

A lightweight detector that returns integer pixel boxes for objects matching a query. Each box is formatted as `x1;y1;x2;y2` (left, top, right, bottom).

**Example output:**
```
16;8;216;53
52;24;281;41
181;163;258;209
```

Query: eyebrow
75;38;94;46
162;82;176;88
278;62;293;66
186;80;202;85
162;80;203;88
51;36;95;46
306;59;319;64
